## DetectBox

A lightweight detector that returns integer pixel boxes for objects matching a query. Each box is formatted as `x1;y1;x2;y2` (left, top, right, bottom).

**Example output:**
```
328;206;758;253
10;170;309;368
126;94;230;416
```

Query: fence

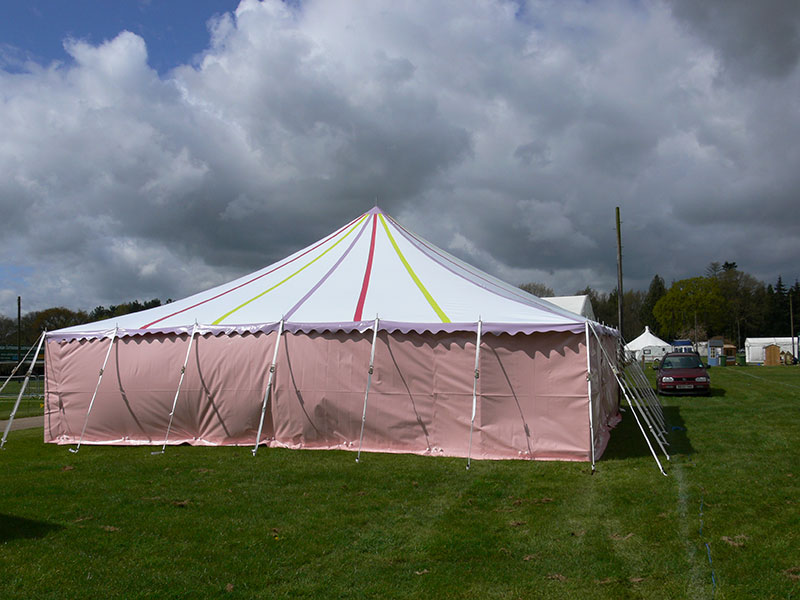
0;375;45;420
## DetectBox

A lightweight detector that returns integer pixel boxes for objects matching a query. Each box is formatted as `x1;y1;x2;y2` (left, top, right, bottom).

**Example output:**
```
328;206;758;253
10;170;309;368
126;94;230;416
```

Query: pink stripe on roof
140;214;361;329
353;214;377;321
283;216;370;320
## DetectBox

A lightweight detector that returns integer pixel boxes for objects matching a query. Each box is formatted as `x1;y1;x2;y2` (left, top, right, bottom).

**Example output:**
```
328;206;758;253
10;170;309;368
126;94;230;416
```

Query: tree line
524;261;799;346
0;299;167;347
2;262;798;350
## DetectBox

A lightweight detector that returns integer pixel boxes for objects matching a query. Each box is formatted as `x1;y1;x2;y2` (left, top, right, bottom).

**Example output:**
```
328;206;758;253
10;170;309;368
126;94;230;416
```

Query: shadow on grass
601;404;694;462
0;514;63;542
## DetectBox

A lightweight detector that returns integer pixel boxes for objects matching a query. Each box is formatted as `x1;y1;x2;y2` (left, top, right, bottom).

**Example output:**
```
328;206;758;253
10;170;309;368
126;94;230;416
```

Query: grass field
1;366;798;598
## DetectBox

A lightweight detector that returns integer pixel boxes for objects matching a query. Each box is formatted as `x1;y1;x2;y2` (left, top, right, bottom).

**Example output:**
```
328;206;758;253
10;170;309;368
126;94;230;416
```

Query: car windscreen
662;356;704;369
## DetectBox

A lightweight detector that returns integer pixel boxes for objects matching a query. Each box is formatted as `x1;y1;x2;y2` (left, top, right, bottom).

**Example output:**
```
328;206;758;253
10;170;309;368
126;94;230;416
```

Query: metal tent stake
252;319;285;457
70;326;118;454
356;316;380;463
153;323;199;455
466;319;483;470
1;330;46;449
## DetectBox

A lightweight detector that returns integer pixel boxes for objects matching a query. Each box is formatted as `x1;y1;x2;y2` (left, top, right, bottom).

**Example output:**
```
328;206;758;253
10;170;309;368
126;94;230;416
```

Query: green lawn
1;366;798;599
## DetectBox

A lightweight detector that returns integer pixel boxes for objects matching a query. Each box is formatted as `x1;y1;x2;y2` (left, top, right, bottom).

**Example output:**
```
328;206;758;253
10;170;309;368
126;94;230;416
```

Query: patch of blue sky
0;264;33;289
0;0;240;74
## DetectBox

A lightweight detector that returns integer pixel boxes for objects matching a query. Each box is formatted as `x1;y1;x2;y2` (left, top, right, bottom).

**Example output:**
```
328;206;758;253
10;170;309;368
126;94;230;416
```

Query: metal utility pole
615;207;623;337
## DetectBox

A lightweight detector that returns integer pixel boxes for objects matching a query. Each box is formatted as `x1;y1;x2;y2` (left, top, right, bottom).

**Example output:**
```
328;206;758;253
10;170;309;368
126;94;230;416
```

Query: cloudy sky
2;0;799;317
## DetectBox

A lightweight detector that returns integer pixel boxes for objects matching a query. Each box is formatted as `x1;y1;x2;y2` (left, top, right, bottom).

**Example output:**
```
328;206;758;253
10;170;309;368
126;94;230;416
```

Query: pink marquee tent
43;207;620;464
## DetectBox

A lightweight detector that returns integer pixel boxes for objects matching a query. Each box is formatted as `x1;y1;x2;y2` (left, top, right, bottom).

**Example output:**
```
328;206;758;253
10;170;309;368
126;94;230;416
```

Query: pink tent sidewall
44;329;619;462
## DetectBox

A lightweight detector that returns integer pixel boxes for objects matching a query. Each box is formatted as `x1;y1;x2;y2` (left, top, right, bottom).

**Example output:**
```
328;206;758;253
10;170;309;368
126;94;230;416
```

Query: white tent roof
543;295;596;320
52;208;591;341
625;326;671;351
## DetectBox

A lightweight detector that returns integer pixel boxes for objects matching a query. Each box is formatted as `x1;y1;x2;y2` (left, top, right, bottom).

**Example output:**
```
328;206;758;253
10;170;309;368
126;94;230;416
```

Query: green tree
639;275;667;336
575;287;615;326
29;307;89;336
653;277;725;342
0;314;15;345
710;266;764;347
89;298;163;322
518;282;555;298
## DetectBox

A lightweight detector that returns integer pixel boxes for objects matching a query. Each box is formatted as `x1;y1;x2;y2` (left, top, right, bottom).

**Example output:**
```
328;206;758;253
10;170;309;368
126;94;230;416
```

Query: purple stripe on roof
282;216;370;320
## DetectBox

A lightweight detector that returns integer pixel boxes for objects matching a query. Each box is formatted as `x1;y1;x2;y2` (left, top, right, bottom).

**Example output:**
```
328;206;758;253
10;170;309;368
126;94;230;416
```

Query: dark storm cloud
667;0;800;80
1;0;799;314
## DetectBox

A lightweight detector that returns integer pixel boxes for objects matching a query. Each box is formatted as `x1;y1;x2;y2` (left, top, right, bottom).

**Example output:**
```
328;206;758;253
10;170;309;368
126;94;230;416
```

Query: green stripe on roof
379;214;450;323
212;215;368;325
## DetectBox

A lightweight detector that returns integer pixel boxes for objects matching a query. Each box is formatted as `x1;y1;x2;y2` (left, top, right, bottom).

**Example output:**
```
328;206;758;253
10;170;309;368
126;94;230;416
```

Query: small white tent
625;326;672;362
542;295;596;321
745;337;798;364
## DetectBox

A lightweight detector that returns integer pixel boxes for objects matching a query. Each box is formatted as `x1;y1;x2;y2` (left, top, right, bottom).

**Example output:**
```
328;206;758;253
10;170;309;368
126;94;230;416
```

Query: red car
656;352;711;396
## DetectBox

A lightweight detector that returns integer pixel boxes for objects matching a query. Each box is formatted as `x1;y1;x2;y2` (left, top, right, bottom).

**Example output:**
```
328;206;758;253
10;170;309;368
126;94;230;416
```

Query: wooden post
616;207;623;337
17;296;21;362
791;295;795;360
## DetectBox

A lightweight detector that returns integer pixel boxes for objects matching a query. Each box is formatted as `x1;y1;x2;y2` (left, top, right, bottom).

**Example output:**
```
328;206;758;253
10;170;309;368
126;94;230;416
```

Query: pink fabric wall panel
45;333;277;445
44;329;610;462
477;333;589;460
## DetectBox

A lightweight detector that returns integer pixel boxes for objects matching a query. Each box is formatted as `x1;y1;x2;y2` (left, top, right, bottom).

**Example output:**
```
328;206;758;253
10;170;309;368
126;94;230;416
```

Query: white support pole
356;316;380;463
69;326;118;454
625;366;667;440
466;319;483;470
0;340;39;396
1;331;46;449
252;319;285;457
625;378;670;453
585;322;596;472
153;323;199;455
622;353;667;431
589;323;668;476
